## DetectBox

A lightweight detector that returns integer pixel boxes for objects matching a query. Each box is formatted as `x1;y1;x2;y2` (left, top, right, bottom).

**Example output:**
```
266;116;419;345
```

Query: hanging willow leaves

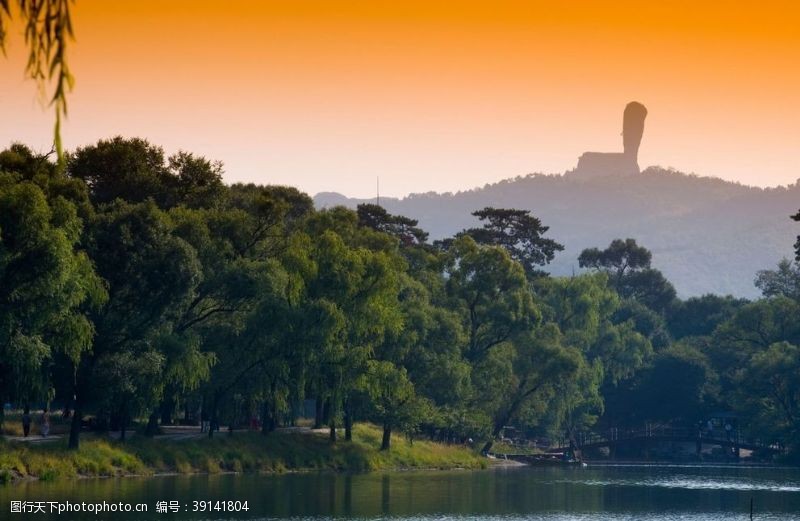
0;0;75;165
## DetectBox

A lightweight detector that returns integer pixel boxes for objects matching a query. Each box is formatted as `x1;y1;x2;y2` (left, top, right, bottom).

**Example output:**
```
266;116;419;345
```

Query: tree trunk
289;398;299;427
160;394;176;425
329;417;337;442
261;401;269;435
145;411;159;437
314;397;324;429
344;398;353;441
200;394;208;433
120;412;127;442
482;405;517;455
69;407;82;449
381;424;392;451
62;400;72;420
323;398;331;425
481;415;509;454
208;392;219;439
261;400;277;434
481;423;504;454
269;381;279;431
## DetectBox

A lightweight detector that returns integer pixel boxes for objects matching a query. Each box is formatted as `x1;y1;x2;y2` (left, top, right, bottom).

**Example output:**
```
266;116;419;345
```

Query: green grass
0;436;149;482
0;424;485;484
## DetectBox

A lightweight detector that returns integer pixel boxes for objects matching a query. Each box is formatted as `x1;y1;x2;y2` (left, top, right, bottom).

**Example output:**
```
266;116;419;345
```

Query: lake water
2;465;799;520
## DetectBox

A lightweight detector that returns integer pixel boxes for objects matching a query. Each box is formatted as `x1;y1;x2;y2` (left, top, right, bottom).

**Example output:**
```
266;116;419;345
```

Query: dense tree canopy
1;139;797;461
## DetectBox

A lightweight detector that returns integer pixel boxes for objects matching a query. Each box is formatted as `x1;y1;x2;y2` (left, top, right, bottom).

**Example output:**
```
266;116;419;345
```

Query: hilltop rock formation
569;101;648;179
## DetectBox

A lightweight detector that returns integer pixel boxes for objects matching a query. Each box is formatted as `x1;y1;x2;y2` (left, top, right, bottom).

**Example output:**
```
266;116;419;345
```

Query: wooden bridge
545;425;785;459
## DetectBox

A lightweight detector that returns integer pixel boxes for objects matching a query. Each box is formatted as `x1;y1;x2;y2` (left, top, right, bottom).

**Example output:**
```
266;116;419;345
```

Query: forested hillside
316;168;800;297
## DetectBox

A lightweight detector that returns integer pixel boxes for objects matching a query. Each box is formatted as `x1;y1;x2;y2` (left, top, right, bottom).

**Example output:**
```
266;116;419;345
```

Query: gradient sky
1;1;799;198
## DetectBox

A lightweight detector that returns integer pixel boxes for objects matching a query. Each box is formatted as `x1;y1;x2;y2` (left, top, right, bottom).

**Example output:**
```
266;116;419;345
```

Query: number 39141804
192;500;249;512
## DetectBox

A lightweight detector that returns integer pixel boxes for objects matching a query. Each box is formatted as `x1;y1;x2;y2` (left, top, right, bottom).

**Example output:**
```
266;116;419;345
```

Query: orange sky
1;0;799;197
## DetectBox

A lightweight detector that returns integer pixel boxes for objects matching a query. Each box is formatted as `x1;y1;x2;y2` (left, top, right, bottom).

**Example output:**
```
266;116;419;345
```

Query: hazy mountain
314;167;800;298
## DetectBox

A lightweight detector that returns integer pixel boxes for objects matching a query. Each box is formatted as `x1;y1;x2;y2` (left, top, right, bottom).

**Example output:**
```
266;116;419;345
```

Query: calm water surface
2;465;799;520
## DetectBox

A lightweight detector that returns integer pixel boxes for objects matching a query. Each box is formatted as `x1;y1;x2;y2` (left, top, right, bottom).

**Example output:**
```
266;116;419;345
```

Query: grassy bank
0;424;486;483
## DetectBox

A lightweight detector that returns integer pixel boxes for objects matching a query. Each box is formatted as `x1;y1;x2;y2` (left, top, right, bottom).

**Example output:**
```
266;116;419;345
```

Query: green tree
361;360;431;450
667;294;746;340
200;255;308;437
615;269;676;313
305;209;404;441
393;280;471;413
578;238;651;282
0;176;104;430
630;344;717;425
535;274;653;430
357;203;428;246
461;207;563;278
536;273;651;383
755;259;800;301
485;324;581;451
735;341;800;453
445;236;538;363
579;239;676;313
368;271;472;448
68;200;201;448
710;297;800;384
168;185;312;435
541;356;604;439
613;299;671;350
171;183;310;415
443;235;576;451
68;137;227;209
168;151;226;209
94;350;164;441
1;143;92;215
68;137;172;206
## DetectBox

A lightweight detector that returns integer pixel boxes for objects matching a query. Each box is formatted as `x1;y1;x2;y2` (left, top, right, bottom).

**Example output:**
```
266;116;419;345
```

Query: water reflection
1;465;798;520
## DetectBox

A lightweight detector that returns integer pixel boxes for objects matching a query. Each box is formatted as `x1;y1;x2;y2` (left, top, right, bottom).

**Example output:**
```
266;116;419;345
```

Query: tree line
1;138;798;457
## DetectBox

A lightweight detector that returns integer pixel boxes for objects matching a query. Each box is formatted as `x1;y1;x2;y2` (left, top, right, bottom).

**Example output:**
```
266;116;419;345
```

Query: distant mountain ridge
314;167;800;298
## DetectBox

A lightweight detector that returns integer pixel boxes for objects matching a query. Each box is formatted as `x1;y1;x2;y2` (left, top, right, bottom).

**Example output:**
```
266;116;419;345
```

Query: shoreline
3;422;792;487
0;424;487;485
4;451;793;487
2;460;504;486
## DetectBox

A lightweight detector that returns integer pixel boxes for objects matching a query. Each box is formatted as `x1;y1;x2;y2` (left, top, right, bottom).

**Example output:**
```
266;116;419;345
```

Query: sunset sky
1;1;799;198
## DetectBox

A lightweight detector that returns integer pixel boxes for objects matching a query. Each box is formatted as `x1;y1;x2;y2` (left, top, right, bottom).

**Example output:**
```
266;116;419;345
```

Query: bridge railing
565;425;782;452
